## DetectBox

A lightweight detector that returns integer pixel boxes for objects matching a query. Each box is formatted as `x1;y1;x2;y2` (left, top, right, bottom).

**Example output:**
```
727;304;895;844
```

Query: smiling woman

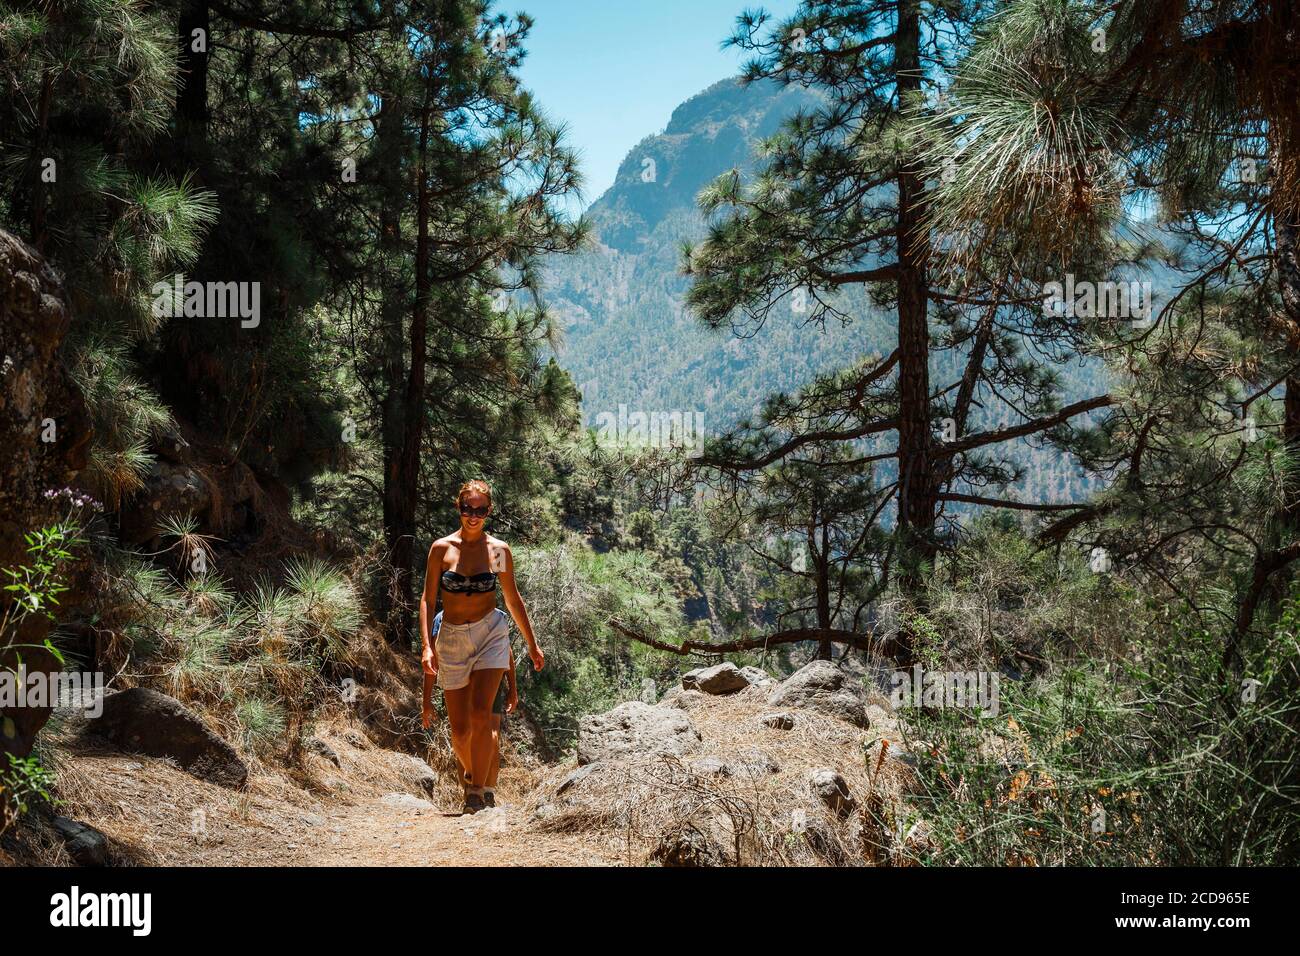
419;479;545;815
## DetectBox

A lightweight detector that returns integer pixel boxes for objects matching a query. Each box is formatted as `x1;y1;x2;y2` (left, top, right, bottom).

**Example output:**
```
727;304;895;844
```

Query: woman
420;479;544;814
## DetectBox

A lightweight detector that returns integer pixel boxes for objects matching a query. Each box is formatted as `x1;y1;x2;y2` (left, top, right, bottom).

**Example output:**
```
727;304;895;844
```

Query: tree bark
176;2;210;144
892;0;933;664
376;88;411;646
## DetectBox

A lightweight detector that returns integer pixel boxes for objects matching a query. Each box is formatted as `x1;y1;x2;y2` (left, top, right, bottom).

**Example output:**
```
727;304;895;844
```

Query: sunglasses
459;503;490;518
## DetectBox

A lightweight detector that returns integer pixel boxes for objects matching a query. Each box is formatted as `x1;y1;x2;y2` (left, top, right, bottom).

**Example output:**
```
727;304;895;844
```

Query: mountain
544;77;1103;507
544;77;890;431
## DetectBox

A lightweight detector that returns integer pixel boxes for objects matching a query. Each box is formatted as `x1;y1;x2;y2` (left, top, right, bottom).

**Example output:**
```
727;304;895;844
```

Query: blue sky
513;0;800;207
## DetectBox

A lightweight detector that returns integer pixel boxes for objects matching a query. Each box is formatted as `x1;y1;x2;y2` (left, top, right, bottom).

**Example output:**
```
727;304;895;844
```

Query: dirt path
287;796;624;867
22;731;624;868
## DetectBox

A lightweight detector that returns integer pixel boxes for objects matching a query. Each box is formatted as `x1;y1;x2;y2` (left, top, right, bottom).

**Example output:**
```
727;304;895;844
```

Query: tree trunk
376;90;411;646
176;2;210;144
892;0;934;664
814;518;832;660
377;79;436;650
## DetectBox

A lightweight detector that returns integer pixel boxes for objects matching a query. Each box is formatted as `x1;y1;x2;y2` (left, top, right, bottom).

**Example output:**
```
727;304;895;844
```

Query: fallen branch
607;618;883;656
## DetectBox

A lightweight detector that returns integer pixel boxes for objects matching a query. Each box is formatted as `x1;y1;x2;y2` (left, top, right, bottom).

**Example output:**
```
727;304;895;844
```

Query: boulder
808;768;857;819
767;660;870;728
740;665;775;688
94;688;248;788
51;816;109;867
649;822;726;867
681;662;748;695
403;755;438;797
577;701;702;766
660;688;708;711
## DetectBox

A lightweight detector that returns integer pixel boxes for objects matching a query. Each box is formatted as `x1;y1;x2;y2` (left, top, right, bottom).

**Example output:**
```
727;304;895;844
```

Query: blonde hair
456;479;492;508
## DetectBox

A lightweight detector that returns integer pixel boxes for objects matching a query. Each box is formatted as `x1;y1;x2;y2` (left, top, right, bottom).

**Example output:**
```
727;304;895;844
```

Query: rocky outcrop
0;228;91;796
767;660;871;728
115;423;279;552
682;662;749;695
576;701;702;766
94;688;248;788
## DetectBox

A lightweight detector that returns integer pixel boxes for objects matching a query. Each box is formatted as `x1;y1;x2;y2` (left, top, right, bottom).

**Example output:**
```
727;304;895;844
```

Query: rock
735;750;781;775
661;689;708;711
341;729;370;749
305;736;341;766
556;762;602;796
691;756;732;777
808;769;857;819
116;462;212;546
740;665;775;687
95;688;248;788
761;712;796;730
767;660;870;728
682;662;749;695
649;822;726;867
380;792;434;813
576;701;702;766
403;755;438;797
639;678;657;704
51;817;109;867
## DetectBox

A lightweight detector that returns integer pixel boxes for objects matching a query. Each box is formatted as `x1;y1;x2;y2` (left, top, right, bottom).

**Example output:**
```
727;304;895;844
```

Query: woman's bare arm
498;543;544;671
420;540;445;677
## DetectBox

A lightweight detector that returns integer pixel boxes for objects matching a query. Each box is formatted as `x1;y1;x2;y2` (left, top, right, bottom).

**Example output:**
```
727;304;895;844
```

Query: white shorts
432;608;511;691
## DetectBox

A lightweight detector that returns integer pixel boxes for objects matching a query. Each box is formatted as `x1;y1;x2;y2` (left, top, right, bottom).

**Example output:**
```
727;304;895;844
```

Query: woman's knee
468;706;493;736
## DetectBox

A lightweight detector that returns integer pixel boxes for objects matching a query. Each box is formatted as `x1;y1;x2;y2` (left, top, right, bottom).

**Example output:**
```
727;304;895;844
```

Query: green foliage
903;593;1300;865
510;537;692;751
96;545;363;754
0;752;54;825
2;523;79;628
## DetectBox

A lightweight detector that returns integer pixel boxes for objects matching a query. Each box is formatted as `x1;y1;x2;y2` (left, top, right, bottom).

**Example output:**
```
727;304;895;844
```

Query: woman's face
459;491;491;533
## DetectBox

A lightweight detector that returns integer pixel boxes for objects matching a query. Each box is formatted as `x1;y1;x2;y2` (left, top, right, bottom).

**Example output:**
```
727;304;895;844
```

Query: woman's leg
486;713;502;789
466;668;505;788
442;685;473;786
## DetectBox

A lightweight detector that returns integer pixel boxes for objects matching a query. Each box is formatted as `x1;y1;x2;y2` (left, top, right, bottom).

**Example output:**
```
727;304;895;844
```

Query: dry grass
524;684;924;866
11;710;444;866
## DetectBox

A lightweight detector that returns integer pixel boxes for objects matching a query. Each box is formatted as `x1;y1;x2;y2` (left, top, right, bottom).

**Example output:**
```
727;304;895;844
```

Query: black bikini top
441;569;498;594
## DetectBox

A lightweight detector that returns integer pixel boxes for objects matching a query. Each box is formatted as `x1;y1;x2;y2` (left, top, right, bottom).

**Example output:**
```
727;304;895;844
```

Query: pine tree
921;0;1300;665
683;0;1112;660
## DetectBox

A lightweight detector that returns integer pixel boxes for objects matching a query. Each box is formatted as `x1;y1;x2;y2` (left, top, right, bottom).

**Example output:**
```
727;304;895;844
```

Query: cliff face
588;78;823;253
0;228;91;783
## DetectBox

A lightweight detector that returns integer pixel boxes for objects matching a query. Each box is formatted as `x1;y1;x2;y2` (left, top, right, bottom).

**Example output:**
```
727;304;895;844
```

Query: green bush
904;596;1300;865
